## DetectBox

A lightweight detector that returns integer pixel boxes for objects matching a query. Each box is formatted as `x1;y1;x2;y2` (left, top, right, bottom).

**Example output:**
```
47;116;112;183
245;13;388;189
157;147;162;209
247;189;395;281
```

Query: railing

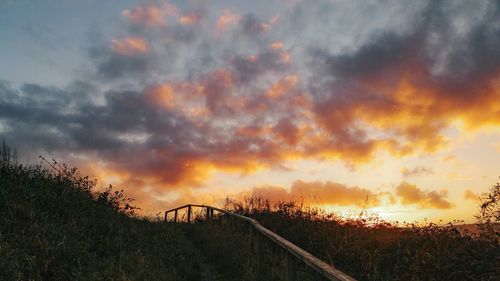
165;204;357;281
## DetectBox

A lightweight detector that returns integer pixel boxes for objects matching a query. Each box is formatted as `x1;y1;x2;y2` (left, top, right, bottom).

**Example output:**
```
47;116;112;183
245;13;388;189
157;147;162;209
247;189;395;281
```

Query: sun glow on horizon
0;0;498;224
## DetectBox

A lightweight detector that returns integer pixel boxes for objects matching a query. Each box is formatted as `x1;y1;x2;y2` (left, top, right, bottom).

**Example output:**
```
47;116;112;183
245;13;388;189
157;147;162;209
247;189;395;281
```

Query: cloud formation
0;0;498;211
112;37;150;55
396;182;454;209
401;166;434;178
122;3;177;27
464;190;478;201
236;180;453;210
247;181;389;207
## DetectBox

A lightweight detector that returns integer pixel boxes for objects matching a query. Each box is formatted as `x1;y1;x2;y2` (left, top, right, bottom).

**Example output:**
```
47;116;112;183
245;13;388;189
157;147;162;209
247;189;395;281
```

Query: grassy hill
0;148;203;281
198;199;499;281
1;143;498;281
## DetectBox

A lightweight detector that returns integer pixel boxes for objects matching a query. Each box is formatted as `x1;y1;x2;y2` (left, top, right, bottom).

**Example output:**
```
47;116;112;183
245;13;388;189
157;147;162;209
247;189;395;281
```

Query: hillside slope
0;153;202;281
1;144;498;281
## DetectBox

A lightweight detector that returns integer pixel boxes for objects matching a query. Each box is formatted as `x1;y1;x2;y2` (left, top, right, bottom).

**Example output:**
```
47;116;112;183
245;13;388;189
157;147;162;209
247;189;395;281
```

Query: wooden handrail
165;204;357;281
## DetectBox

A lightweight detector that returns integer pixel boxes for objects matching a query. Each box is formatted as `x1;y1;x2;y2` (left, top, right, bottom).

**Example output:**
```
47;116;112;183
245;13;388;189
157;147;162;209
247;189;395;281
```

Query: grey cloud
230;49;288;84
300;0;500;155
401;166;434;178
306;0;500;83
239;14;266;36
2;0;499;204
0;80;196;156
310;33;411;80
0;75;292;188
88;46;152;80
421;0;500;78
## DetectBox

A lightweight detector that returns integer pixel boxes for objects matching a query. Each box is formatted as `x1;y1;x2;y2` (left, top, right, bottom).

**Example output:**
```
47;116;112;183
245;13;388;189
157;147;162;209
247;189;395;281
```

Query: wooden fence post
162;204;358;281
287;252;297;281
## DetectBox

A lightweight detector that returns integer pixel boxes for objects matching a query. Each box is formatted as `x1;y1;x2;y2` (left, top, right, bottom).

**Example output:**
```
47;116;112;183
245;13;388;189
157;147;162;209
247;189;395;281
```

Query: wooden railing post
206;207;210;220
163;204;357;281
287;252;297;281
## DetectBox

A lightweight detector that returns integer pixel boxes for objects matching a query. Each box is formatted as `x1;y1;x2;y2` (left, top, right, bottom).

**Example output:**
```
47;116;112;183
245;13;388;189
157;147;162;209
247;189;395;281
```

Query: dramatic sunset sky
1;0;499;223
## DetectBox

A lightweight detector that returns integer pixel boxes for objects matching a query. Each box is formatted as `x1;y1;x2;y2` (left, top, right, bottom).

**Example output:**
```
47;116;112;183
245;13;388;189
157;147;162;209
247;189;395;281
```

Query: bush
476;183;500;241
189;196;499;281
0;143;202;281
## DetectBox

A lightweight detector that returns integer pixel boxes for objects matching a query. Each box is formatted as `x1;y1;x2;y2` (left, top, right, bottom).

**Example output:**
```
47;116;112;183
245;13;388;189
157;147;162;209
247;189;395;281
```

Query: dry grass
188;196;499;281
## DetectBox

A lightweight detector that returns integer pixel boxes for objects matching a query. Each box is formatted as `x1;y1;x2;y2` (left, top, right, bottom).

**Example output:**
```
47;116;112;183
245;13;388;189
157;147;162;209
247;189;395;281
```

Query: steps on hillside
191;240;221;281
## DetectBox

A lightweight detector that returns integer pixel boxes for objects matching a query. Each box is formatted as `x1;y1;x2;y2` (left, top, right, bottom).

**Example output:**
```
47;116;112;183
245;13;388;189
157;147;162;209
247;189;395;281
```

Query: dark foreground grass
0;151;202;281
1;142;498;281
189;198;499;281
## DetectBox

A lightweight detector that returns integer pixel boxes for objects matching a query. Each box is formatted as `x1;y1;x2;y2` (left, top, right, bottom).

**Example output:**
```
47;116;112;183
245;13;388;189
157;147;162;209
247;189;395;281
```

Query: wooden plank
187;205;192;223
164;204;357;281
174;209;178;222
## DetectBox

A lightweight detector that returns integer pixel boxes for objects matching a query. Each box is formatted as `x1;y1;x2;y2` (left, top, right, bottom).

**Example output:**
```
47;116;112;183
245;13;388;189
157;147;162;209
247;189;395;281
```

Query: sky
0;0;499;223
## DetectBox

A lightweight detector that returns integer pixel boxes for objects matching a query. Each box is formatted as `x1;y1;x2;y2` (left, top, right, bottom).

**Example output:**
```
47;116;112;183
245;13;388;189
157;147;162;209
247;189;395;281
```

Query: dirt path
199;257;221;281
191;242;222;281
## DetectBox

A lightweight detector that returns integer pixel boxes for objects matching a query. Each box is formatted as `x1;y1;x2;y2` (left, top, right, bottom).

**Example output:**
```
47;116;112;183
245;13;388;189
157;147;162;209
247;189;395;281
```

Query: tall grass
0;143;203;281
1;141;498;281
188;197;499;281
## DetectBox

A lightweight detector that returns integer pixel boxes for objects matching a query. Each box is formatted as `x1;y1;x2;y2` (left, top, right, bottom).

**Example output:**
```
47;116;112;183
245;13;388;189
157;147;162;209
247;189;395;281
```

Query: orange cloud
271;42;284;49
311;53;500;162
42;17;500;213
240;180;390;208
80;48;496;203
216;10;240;30
235;125;270;138
291;180;386;207
261;15;280;31
81;149;271;213
265;75;298;99
396;182;454;209
146;84;175;109
248;185;292;203
464;190;478;201
122;3;178;27
273;119;300;145
112;37;149;55
179;12;202;25
143;81;212;121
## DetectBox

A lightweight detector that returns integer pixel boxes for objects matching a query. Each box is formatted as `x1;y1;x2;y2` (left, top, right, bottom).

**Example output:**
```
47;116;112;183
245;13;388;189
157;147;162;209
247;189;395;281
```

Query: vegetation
0;143;203;281
476;182;500;241
189;197;499;281
1;141;498;281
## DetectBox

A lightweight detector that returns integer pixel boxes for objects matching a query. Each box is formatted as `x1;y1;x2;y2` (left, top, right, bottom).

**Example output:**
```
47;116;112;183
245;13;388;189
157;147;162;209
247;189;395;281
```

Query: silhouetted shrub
189;196;499;281
476;182;500;242
0;143;202;281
